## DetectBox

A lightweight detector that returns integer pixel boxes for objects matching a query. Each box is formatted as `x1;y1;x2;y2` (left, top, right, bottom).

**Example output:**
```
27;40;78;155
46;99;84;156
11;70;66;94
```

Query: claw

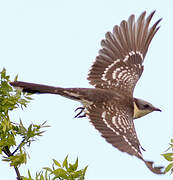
74;107;86;118
140;145;146;151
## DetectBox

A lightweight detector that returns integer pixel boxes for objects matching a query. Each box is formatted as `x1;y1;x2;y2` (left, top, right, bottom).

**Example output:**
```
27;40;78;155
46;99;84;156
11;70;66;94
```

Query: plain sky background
0;0;173;179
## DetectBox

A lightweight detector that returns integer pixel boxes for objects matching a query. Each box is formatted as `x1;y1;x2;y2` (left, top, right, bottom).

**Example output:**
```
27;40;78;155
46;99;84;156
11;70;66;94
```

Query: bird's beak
154;108;162;112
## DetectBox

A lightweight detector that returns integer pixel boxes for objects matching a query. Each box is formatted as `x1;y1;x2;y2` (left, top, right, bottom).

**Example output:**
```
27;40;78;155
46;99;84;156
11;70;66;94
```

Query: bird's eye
144;104;150;108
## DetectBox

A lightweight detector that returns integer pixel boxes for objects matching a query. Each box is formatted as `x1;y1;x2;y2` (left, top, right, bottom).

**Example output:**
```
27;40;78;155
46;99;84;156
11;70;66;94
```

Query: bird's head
133;98;161;119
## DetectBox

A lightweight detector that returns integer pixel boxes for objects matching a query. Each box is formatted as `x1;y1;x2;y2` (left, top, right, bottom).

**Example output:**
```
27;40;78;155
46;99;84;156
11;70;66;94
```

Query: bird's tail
10;81;65;94
9;81;83;101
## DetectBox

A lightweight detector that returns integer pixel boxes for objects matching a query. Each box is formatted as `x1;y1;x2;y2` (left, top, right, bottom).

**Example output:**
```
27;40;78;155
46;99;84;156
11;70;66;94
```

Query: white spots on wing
129;51;135;56
136;51;143;60
123;50;143;62
112;68;121;79
123;55;129;62
115;109;129;134
117;69;128;79
122;135;139;153
110;66;131;81
107;80;111;85
102;111;120;135
120;116;128;127
89;48;144;90
123;135;130;144
101;59;120;81
104;107;129;134
137;64;142;69
100;50;143;90
118;118;127;133
101;76;107;81
112;116;121;131
88;105;142;157
112;66;139;89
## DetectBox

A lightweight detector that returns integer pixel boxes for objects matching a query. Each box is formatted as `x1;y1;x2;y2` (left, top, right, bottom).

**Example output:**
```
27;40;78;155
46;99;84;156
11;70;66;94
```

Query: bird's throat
133;102;151;119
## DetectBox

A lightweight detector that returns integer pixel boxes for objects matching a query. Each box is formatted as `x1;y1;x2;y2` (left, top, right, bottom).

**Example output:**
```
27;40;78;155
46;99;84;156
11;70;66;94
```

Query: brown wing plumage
86;102;143;159
87;11;161;95
85;103;164;174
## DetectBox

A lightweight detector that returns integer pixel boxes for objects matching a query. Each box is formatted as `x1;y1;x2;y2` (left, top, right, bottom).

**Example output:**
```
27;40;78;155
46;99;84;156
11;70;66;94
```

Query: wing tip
144;160;165;175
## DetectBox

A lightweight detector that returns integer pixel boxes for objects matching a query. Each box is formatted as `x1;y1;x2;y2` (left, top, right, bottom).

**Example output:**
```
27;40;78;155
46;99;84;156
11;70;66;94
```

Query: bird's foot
74;107;86;118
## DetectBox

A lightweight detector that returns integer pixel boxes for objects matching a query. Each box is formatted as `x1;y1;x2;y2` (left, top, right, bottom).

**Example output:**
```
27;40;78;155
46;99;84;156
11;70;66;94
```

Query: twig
3;146;22;180
12;138;26;155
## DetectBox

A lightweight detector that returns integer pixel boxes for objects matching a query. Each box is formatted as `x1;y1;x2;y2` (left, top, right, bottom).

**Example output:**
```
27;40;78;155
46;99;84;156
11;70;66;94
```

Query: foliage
0;68;87;179
0;68;40;166
23;156;88;180
162;139;173;174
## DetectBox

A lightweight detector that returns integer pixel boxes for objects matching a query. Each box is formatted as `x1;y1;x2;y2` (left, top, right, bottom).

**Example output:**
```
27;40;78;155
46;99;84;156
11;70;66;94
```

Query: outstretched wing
88;11;162;96
86;102;143;158
85;103;164;174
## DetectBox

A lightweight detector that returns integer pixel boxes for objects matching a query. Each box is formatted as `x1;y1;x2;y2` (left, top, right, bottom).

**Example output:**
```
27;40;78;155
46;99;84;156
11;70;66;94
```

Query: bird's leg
74;107;86;118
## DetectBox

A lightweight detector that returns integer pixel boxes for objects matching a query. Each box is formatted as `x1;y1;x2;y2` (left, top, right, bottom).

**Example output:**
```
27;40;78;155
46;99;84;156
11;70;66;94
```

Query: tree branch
12;138;26;155
3;146;22;180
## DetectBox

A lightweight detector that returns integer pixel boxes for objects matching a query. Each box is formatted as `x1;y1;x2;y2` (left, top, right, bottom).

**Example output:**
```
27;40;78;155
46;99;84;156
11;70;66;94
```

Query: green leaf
71;170;82;178
43;167;53;172
83;165;88;175
52;168;68;178
14;74;18;81
27;169;33;179
73;157;78;171
162;153;173;162
68;158;79;172
25;96;33;100
62;155;68;169
9;152;27;166
53;159;61;167
165;163;173;173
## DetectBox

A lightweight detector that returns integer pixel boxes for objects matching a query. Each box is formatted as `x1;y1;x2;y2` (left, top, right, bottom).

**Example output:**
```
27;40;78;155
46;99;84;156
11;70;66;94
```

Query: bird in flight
10;11;164;174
